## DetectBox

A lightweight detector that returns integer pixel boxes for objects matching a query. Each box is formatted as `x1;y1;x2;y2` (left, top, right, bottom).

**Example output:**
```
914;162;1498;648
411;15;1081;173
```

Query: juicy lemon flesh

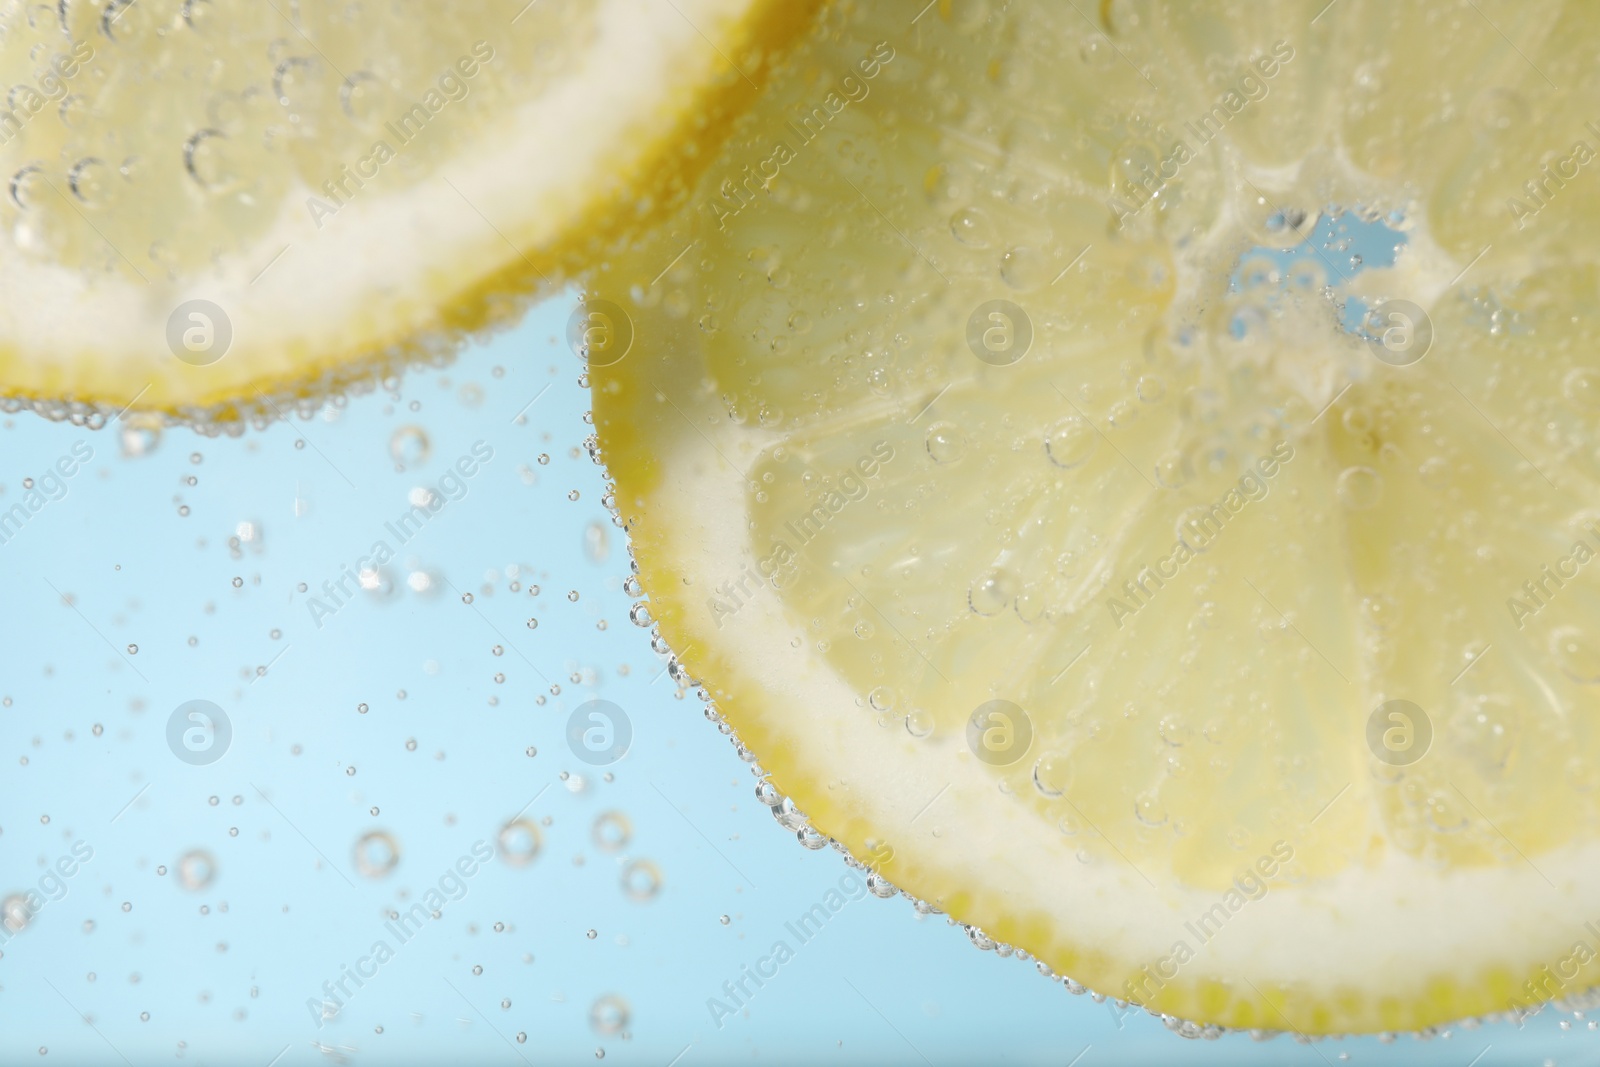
593;0;1600;1035
6;1;586;274
0;0;819;421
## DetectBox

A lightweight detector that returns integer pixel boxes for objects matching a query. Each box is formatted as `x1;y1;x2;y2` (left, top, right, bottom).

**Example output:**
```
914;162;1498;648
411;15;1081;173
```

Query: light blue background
0;293;1592;1066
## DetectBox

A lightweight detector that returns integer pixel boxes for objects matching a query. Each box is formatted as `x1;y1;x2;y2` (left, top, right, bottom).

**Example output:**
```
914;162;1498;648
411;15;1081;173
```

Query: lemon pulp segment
592;0;1600;1034
0;0;819;423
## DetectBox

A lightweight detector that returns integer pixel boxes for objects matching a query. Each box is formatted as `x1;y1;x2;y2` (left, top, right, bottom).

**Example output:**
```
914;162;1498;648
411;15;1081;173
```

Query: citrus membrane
591;0;1600;1036
0;0;819;425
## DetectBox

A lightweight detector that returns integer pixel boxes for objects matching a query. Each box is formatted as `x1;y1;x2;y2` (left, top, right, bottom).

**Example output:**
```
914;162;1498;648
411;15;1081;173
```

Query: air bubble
67;158;118;207
968;569;1018;615
273;56;323;111
1109;139;1161;196
388;425;430;467
1032;753;1070;797
1153;451;1188;489
1362;595;1398;630
925;422;966;464
584;522;610;564
3;894;32;933
1176;506;1218;553
183;129;234;188
1000;246;1047;290
620;859;663;902
1044;416;1096;469
498;819;542;867
1562;368;1600;408
1427;794;1468;833
1159;716;1191;746
1238;255;1279;291
339;71;391;124
9;163;45;209
1452;699;1519;777
1079;34;1116;68
1134;793;1167;826
591;811;632;853
1552;627;1600;684
949;206;995;248
589;995;630;1035
178;850;216;891
353;830;400;879
1335;466;1383;510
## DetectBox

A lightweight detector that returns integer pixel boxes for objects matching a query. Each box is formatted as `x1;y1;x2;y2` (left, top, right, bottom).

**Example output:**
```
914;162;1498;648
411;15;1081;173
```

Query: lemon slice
0;0;816;423
592;0;1600;1035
